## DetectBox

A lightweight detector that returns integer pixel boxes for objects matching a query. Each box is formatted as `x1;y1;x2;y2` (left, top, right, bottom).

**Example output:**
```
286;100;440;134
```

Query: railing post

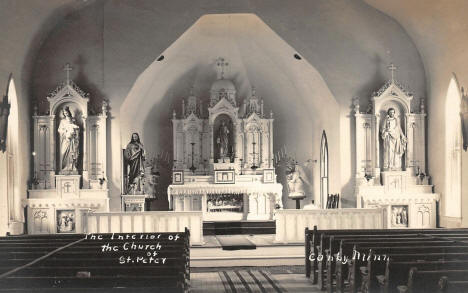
305;227;311;277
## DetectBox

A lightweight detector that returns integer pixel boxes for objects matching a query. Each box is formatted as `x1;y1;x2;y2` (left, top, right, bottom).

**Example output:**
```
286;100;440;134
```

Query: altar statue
124;133;146;194
286;162;307;199
58;106;80;173
381;108;407;170
217;121;230;159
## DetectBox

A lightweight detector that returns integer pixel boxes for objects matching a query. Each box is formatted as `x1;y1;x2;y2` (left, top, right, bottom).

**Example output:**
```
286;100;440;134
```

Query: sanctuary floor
191;266;320;293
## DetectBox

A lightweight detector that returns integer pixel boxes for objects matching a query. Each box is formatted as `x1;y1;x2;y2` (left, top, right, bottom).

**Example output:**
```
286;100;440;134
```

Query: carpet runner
219;270;285;293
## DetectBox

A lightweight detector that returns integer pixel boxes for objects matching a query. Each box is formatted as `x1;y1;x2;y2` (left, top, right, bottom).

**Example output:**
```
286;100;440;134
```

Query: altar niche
56;104;83;175
214;114;234;163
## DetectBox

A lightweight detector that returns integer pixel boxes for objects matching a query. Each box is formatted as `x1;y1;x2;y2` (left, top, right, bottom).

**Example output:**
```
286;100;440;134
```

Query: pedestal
121;194;150;212
289;193;306;210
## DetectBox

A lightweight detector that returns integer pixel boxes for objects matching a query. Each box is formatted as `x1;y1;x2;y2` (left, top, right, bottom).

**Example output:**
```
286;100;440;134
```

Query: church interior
1;0;468;292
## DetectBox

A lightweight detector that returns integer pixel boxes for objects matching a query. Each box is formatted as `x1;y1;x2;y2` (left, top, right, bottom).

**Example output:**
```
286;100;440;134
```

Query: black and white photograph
1;0;468;292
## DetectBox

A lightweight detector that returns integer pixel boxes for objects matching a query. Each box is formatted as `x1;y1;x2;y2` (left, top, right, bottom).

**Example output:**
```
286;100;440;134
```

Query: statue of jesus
381;108;407;170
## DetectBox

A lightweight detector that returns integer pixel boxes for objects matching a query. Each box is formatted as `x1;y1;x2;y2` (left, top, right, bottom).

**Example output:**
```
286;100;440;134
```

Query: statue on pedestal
58;107;80;174
124;133;146;194
381;108;407;170
286;161;306;199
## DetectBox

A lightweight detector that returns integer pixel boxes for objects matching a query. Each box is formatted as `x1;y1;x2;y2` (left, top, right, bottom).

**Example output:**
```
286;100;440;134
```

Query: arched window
0;77;20;235
320;131;329;209
445;75;462;218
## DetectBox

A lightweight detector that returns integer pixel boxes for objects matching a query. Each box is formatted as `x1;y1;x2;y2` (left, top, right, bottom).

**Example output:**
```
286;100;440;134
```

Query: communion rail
82;211;204;245
274;208;386;243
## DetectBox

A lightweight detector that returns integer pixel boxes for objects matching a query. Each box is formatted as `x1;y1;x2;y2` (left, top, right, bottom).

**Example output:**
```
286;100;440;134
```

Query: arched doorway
320;130;329;209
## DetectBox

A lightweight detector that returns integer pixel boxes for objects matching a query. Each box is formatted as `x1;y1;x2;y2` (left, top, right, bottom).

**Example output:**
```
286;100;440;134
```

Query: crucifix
63;63;73;85
387;63;397;81
250;138;258;170
216;57;229;79
189;142;197;173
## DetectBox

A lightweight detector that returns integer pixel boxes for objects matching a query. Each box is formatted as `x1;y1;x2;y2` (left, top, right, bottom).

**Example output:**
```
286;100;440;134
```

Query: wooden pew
305;226;468;283
374;259;468;293
322;238;463;292
0;230;191;293
439;277;468;293
397;268;468;293
306;227;468;293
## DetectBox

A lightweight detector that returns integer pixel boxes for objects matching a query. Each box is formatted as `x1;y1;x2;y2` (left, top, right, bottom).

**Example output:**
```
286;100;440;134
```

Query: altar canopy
168;58;283;221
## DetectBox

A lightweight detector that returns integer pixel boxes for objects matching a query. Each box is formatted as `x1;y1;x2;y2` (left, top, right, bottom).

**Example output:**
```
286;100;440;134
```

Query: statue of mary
58;107;80;174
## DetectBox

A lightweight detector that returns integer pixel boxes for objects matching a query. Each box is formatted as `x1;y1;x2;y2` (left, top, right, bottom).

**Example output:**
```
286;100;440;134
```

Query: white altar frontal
24;64;110;234
167;58;283;221
354;65;439;228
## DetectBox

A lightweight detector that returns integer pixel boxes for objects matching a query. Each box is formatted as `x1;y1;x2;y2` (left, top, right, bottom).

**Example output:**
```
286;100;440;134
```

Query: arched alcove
444;75;462;219
119;14;341;209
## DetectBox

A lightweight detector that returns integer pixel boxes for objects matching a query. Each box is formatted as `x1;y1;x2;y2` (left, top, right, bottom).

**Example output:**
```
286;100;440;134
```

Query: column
82;116;89;187
49;116;56;188
373;114;380;177
209;124;214;162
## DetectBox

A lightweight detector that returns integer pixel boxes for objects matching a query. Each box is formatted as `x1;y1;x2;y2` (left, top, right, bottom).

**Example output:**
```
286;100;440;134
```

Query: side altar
24;64;109;234
167;58;283;221
354;65;439;228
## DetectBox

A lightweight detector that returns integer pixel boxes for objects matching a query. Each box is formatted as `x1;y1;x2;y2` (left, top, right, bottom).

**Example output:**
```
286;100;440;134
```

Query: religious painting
214;170;235;184
391;205;409;227
207;194;243;212
125;203;143;212
263;169;275;183
172;170;184;185
56;210;76;233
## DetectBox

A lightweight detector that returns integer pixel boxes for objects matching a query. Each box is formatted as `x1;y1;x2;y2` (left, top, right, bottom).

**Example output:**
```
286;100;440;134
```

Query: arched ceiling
119;14;340;161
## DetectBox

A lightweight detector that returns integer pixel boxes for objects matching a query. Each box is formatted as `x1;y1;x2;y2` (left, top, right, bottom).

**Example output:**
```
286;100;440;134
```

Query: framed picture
172;170;184;185
391;205;409;228
56;209;76;233
263;169;275;183
214;170;235;184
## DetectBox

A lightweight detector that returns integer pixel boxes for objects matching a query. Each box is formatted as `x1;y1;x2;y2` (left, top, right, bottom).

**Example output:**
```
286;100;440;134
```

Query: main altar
354;65;439;228
167;58;283;221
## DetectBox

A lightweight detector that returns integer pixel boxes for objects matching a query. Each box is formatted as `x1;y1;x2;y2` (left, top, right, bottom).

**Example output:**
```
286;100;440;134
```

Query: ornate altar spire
186;86;198;117
387;62;397;82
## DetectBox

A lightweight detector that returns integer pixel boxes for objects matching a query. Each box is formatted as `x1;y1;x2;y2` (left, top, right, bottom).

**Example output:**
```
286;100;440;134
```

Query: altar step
203;221;275;235
191;235;303;267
